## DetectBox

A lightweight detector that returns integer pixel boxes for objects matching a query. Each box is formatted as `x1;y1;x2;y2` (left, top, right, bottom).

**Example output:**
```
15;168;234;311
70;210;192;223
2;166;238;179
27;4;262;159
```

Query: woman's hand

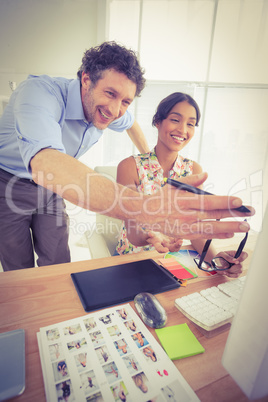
146;231;183;253
215;250;248;278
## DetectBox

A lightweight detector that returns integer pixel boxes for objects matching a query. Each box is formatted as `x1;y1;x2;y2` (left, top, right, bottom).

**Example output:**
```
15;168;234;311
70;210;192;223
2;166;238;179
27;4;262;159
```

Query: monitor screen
222;203;268;400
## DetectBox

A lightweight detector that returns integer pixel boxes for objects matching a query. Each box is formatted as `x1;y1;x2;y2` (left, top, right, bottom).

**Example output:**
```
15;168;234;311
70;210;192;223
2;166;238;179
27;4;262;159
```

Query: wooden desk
0;236;264;402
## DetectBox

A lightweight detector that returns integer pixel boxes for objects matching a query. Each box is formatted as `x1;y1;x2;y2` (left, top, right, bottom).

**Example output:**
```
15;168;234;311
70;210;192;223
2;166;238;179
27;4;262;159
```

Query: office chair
85;166;122;258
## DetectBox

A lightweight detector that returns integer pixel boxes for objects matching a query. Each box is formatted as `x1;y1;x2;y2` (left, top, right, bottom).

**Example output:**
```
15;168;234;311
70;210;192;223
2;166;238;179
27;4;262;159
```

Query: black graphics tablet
71;259;180;312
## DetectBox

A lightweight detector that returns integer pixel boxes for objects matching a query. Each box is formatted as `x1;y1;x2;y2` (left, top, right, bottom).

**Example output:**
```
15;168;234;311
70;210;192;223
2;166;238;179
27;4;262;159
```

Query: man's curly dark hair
77;41;146;97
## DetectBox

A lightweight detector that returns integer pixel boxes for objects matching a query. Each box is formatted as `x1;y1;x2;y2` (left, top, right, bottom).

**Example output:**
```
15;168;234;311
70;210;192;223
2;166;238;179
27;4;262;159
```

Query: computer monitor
222;203;268;400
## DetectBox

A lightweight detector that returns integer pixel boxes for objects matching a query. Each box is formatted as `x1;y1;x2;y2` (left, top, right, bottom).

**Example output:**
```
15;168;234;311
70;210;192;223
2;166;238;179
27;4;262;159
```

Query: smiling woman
115;92;250;279
115;92;202;255
152;92;201;166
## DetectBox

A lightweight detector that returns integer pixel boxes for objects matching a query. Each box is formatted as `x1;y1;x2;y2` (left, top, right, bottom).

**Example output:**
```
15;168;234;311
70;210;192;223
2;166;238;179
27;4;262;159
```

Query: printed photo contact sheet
37;304;199;401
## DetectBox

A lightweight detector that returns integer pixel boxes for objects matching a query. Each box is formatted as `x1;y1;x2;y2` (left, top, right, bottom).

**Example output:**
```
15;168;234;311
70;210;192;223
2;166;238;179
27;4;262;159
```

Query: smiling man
0;42;149;270
0;41;253;271
81;69;136;129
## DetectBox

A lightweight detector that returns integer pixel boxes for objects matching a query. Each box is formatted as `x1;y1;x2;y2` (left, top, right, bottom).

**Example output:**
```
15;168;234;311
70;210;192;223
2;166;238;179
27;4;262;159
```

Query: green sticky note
155;324;205;360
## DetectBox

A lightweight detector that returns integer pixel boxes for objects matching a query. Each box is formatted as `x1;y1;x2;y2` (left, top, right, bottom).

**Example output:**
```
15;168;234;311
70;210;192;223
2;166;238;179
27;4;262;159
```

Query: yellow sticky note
155;324;205;360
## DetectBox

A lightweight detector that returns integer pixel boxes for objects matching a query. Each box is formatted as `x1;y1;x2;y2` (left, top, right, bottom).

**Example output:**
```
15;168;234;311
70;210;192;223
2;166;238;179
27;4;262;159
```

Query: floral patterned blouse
116;149;193;255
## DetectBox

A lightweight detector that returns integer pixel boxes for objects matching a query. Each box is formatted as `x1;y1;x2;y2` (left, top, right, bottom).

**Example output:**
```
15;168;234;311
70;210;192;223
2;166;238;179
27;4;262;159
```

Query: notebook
71;259;181;312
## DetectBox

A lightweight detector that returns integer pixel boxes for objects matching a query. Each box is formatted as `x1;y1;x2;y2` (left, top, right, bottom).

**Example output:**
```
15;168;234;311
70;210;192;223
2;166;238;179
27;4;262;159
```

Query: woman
116;92;247;278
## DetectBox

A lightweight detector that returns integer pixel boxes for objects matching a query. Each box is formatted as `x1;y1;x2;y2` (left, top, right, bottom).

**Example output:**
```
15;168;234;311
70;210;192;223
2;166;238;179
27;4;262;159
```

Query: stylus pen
166;178;251;213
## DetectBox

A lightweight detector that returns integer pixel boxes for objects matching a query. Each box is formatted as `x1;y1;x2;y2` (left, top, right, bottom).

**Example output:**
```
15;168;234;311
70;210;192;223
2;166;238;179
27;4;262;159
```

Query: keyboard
174;276;246;331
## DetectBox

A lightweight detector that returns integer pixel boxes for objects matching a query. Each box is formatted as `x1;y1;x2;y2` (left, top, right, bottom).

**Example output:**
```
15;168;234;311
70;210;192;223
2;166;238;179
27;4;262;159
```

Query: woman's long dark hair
152;92;201;127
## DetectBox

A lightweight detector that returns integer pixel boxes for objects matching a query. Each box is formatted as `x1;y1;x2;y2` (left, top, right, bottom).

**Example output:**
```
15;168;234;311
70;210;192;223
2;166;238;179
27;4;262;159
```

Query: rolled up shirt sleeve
14;78;66;173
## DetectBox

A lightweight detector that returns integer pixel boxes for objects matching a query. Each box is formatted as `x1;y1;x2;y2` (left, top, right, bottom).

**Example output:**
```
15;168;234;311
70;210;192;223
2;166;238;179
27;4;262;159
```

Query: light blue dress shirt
0;75;134;179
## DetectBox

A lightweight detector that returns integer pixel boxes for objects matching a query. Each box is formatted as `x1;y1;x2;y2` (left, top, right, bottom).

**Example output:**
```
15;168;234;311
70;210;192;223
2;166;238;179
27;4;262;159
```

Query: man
0;41;252;271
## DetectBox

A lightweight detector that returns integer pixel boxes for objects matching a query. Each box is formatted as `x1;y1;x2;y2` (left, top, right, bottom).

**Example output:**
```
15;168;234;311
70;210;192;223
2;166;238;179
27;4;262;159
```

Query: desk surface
0;235;265;402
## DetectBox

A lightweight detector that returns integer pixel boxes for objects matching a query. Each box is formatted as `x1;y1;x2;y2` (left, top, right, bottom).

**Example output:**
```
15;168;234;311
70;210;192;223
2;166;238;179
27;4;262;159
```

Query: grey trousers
0;169;70;271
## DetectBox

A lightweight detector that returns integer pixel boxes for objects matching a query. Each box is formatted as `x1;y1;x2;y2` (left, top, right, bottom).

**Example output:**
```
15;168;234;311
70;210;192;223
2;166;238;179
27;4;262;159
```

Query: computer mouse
134;292;167;329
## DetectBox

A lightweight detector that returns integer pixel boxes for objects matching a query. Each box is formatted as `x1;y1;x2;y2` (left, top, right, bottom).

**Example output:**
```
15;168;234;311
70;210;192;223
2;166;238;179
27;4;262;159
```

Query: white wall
106;0;268;232
0;0;104;96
